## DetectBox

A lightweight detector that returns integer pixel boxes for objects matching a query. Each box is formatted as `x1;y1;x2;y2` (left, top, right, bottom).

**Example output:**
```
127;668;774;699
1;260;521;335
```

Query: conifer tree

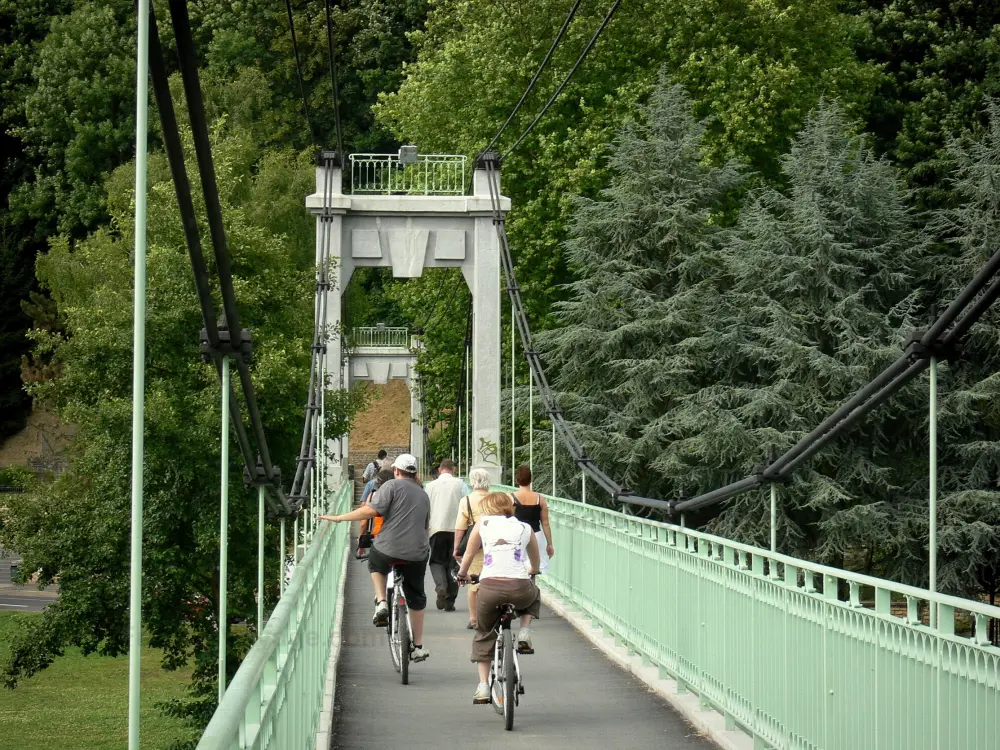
537;74;741;498
921;101;1000;600
662;102;928;560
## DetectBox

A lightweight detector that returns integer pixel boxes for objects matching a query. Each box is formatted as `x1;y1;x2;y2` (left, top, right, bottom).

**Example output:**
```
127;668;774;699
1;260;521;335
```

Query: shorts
368;546;428;610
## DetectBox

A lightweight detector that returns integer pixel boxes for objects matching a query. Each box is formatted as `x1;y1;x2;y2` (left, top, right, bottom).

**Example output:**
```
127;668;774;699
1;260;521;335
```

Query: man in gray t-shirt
369;477;430;561
318;453;432;663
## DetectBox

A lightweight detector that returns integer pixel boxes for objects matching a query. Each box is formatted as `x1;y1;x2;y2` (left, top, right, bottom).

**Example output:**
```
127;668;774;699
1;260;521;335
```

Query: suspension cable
482;157;672;512
484;0;584;154
501;0;622;161
323;0;345;159
285;0;317;145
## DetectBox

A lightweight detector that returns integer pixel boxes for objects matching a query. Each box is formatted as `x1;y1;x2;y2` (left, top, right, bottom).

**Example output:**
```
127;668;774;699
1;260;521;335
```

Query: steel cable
501;0;623;161
484;0;584;154
285;0;317;145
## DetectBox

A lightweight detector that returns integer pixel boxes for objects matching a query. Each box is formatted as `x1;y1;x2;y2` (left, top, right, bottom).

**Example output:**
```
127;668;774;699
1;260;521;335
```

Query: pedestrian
453;467;492;629
424;459;471;611
362;449;388;483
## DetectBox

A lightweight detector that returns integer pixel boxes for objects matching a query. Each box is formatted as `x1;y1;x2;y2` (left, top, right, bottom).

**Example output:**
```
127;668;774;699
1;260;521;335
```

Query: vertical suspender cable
929;357;938;629
511;302;516;480
127;1;150;746
279;516;286;597
323;0;345;158
552;425;556;496
529;366;534;475
257;485;264;638
467;341;472;468
770;484;777;552
218;355;231;703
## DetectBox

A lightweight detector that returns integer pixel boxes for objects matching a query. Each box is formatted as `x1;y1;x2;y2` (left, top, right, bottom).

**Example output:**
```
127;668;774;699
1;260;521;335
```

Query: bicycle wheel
491;638;504;716
398;600;410;685
387;588;401;673
503;630;516;730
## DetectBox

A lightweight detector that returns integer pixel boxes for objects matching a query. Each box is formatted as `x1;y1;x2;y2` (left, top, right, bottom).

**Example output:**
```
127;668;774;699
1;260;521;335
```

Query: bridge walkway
332;549;714;749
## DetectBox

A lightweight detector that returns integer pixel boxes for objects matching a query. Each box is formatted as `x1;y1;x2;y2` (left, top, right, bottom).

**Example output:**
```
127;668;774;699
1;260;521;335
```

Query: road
0;550;58;612
331;554;714;749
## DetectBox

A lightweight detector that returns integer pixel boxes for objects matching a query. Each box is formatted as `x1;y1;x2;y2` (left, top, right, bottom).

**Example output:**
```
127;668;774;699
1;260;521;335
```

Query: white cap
391;453;418;473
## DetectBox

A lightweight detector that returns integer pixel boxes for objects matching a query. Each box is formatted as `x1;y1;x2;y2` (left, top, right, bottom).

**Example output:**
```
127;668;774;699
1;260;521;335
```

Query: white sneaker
517;628;533;653
411;646;430;662
472;682;490;704
372;600;388;627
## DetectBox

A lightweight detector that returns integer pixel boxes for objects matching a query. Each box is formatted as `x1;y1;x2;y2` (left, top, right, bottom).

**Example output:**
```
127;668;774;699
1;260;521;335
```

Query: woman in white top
457;491;541;705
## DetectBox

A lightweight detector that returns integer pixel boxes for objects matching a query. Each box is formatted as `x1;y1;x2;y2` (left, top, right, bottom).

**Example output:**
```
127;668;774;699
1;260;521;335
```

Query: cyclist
511;464;555;652
452;468;493;629
456;491;540;705
320;453;431;662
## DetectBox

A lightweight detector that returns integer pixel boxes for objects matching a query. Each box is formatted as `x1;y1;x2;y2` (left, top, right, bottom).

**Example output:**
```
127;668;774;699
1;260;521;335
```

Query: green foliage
0;84;315;733
10;1;138;238
850;0;1000;208
0;465;33;488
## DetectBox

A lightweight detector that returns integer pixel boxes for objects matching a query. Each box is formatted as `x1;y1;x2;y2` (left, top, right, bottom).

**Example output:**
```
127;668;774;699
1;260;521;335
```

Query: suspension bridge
109;1;1000;749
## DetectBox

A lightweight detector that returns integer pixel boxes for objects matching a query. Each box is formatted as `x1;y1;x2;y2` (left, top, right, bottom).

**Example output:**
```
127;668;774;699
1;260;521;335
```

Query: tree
0;0;73;440
375;0;879;439
661;102;928;562
849;0;1000;208
0;84;316;733
921;100;1000;600
536;76;742;498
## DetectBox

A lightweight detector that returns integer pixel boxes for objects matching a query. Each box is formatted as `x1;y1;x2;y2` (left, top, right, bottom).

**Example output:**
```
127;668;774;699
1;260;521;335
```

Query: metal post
529;368;534;476
929;356;938;628
279;516;286;597
218;356;231;703
581;471;587;505
770;483;777;553
552;427;556;497
293;514;299;565
127;1;150;743
458;400;463;477
466;343;472;468
257;485;264;639
511;303;515;481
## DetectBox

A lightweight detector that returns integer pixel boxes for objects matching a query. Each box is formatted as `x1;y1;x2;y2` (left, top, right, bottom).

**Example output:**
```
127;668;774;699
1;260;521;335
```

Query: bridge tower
306;152;510;484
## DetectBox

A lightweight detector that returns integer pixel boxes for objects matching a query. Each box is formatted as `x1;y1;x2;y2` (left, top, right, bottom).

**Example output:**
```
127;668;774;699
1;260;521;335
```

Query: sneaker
472;682;490;704
411;646;429;662
466;620;477;630
517;628;534;654
444;602;456;612
435;588;446;610
372;600;388;627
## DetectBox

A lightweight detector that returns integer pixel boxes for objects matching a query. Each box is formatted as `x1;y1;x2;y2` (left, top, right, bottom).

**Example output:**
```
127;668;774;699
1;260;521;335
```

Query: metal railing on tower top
349;153;467;195
348;326;410;348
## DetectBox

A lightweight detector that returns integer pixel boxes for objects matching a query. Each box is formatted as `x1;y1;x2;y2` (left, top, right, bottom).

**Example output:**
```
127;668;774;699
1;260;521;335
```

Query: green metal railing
542;496;1000;750
197;481;351;750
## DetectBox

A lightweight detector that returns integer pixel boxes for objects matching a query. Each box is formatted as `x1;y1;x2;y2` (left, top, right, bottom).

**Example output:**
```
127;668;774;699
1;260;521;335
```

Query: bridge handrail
348;326;410;349
555;497;1000;621
197;482;351;750
538;492;1000;749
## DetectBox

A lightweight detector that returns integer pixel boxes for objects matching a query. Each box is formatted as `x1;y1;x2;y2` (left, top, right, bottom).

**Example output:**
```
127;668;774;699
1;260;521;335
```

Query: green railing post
219;355;230;703
551;427;556;496
770;483;777;553
929;355;938;628
127;0;150;744
257;485;264;639
279;516;286;597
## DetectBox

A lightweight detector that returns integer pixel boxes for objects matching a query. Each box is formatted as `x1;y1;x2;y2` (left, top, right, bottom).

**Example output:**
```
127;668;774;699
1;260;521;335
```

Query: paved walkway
331;554;714;749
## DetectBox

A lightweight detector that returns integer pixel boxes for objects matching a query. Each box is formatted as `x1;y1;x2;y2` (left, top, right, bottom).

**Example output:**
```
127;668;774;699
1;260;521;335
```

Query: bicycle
385;561;414;685
468;574;525;731
356;533;415;685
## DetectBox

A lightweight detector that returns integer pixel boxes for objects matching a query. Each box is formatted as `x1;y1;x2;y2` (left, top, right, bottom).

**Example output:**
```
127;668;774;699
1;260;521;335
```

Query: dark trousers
429;531;458;605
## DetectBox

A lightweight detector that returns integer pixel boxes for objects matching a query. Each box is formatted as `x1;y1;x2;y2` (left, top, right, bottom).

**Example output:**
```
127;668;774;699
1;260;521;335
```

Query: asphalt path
0;551;58;612
331;553;714;749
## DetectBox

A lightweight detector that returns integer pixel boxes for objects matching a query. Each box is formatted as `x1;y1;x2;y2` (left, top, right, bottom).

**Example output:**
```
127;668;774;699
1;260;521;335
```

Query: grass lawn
0;612;197;749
